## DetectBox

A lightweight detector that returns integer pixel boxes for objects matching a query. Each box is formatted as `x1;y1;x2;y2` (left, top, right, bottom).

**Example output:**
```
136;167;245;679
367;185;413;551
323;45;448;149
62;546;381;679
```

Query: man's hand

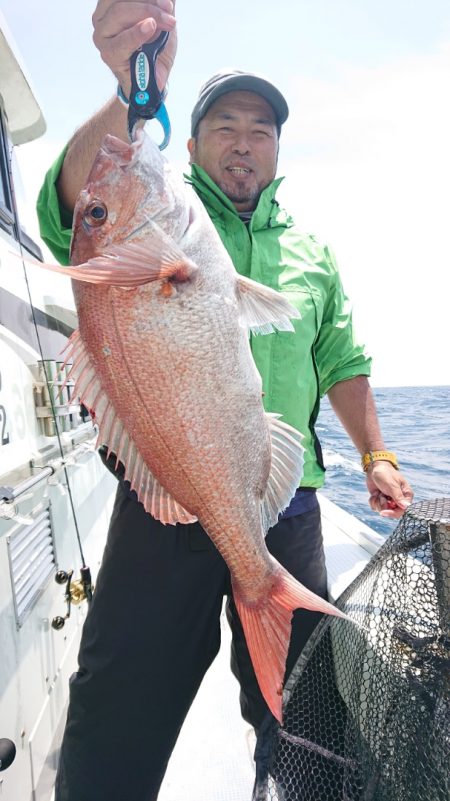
365;461;414;519
92;0;177;99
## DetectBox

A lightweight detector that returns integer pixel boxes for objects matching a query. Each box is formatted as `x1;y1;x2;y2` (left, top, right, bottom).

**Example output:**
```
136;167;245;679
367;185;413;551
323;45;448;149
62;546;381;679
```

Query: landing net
254;498;450;801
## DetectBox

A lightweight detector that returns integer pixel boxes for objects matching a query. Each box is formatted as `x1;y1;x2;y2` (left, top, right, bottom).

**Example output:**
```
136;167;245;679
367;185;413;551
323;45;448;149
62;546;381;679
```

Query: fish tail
233;564;350;724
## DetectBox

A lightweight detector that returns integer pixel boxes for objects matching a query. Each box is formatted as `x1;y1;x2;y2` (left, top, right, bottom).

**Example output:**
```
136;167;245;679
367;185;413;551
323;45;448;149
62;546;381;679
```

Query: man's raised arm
57;0;177;213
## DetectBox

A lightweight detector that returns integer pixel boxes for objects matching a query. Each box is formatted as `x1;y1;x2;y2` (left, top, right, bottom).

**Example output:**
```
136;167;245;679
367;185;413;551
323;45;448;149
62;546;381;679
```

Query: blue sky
3;0;450;386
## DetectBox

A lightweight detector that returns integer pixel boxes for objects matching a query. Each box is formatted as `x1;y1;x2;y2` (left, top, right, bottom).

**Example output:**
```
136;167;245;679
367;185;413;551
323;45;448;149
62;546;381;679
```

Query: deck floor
159;610;256;801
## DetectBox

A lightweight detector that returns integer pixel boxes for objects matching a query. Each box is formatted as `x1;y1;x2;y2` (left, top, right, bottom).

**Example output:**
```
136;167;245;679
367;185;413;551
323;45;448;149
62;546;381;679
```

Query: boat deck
159;613;256;801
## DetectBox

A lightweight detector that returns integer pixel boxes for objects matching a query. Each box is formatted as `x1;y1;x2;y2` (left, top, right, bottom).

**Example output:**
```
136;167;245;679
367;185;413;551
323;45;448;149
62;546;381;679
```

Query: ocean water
317;385;450;536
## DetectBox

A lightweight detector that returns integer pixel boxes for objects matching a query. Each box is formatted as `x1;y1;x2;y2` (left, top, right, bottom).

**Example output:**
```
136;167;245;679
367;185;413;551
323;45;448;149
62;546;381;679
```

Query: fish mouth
101;131;144;168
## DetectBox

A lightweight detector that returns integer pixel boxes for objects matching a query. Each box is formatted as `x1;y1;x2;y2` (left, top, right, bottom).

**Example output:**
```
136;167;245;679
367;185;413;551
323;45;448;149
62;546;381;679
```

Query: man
37;3;413;800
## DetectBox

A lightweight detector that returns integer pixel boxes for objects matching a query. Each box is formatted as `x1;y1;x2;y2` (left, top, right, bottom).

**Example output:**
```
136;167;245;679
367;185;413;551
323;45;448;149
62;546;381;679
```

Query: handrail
0;467;53;502
0;435;97;503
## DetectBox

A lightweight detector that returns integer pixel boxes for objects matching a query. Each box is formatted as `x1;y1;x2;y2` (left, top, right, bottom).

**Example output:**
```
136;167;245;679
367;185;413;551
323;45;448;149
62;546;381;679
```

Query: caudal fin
233;563;351;724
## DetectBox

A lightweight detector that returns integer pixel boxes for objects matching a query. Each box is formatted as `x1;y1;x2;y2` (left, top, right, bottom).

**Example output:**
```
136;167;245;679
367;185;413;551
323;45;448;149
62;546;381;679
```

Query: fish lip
100;132;144;168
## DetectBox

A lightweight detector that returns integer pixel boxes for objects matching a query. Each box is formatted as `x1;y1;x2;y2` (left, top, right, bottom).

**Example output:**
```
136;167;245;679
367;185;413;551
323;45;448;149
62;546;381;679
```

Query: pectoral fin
75;241;197;286
38;224;197;287
236;275;301;334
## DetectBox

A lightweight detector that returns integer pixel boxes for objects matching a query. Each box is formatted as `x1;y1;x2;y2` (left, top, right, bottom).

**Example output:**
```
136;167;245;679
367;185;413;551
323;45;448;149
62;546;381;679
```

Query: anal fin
262;414;305;531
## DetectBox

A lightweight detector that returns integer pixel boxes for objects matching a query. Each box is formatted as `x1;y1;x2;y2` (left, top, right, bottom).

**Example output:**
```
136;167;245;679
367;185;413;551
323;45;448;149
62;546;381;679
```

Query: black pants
55;482;327;801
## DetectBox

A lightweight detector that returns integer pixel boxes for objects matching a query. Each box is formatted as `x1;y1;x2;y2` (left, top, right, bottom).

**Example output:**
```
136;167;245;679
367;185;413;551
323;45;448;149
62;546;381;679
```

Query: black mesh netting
253;498;450;801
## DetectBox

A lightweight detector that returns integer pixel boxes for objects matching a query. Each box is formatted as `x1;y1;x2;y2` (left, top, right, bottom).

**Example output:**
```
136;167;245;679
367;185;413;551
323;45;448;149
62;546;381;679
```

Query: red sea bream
42;130;348;722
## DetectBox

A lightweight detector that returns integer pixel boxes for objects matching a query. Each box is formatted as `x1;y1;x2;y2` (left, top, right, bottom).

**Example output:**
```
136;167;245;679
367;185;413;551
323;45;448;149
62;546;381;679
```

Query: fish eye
84;200;108;227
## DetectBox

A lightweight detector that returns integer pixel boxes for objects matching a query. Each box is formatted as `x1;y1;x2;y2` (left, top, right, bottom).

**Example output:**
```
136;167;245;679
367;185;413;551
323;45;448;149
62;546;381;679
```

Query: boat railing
0;431;98;506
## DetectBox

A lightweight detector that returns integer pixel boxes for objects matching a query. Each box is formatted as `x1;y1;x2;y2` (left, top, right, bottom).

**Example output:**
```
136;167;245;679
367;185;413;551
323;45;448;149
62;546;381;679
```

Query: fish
40;130;349;722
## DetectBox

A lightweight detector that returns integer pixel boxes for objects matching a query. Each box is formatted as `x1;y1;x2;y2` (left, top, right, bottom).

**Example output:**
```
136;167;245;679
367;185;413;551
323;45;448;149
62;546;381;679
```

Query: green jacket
37;152;371;488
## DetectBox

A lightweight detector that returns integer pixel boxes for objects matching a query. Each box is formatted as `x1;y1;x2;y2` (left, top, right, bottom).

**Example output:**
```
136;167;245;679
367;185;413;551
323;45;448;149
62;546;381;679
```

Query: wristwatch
361;450;399;472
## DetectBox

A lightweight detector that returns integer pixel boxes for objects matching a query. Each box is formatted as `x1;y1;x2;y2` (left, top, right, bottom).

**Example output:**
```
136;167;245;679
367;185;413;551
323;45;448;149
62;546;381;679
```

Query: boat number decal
0;370;10;445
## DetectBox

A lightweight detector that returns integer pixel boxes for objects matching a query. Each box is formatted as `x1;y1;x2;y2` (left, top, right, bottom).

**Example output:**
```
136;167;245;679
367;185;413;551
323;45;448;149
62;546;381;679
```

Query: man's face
188;91;279;213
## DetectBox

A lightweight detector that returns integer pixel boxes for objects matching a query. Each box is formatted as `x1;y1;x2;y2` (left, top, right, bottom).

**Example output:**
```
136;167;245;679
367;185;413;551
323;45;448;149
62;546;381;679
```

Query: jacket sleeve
36;146;73;265
314;245;372;396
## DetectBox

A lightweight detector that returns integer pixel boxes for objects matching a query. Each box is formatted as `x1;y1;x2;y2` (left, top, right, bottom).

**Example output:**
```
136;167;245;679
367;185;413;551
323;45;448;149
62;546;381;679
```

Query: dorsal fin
64;331;197;525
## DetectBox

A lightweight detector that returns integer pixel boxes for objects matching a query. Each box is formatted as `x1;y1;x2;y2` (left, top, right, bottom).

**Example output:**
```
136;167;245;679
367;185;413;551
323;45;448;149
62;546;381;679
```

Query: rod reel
51;566;94;630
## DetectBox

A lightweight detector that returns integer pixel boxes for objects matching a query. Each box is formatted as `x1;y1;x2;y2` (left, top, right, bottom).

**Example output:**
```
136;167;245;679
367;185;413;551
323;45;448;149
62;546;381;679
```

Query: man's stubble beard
218;179;261;209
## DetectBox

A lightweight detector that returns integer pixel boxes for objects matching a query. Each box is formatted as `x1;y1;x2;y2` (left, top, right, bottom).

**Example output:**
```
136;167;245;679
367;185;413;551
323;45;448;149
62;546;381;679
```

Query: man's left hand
365;461;414;519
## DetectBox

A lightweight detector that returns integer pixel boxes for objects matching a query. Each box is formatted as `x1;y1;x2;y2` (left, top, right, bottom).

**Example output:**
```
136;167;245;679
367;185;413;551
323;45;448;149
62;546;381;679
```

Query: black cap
191;69;289;135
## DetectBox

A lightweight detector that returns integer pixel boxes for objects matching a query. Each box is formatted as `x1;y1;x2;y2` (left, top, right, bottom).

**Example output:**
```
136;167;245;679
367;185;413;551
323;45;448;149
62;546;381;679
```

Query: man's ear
187;137;196;165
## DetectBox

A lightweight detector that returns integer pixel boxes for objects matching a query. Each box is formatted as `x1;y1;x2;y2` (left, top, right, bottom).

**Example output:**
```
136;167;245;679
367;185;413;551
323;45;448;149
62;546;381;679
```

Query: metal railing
0;432;97;506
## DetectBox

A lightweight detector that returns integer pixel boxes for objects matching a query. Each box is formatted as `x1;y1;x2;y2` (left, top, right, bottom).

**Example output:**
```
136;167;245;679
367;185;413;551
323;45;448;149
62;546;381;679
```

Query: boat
1;12;448;801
